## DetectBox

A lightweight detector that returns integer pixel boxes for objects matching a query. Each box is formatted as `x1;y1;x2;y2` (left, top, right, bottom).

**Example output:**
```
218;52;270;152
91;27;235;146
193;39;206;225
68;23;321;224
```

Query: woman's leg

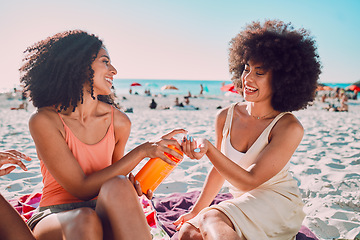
95;175;152;240
33;207;103;240
198;209;241;240
178;222;203;240
0;194;36;240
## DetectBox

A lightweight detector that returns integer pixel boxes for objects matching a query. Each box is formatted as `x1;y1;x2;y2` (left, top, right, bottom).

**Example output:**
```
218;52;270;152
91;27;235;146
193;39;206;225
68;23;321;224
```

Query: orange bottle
135;145;183;194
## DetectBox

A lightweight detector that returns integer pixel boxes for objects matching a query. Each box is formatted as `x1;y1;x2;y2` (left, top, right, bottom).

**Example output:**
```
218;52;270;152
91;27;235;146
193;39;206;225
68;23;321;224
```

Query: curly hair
20;30;103;111
229;20;322;112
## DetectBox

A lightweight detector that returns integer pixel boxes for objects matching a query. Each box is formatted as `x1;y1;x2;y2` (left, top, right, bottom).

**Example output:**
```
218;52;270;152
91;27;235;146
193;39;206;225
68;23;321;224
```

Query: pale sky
0;0;359;89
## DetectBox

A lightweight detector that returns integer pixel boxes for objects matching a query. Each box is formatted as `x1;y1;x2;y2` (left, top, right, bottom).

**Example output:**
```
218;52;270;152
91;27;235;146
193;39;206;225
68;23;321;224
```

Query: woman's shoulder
272;112;304;138
112;106;131;129
29;107;60;124
29;107;63;132
217;102;246;119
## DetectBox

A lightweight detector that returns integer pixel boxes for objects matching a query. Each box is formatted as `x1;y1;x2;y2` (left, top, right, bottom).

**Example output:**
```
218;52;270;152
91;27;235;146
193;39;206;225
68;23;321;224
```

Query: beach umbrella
130;82;142;87
221;83;237;93
346;80;360;92
161;85;179;91
316;83;333;91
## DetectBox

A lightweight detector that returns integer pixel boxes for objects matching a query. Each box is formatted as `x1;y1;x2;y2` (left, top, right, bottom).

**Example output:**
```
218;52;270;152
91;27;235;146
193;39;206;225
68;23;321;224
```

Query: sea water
0;80;353;97
113;79;233;96
112;79;353;97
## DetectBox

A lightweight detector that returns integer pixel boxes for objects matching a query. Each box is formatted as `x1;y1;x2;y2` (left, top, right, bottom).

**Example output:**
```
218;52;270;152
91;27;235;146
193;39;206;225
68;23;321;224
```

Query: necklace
250;110;275;120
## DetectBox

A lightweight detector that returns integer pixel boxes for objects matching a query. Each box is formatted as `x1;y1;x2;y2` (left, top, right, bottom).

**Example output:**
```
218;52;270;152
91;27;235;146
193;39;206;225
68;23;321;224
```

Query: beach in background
0;79;359;239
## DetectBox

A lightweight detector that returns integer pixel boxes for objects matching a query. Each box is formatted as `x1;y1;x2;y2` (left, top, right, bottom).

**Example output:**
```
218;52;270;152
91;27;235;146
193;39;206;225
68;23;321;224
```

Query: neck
246;102;277;120
60;90;99;120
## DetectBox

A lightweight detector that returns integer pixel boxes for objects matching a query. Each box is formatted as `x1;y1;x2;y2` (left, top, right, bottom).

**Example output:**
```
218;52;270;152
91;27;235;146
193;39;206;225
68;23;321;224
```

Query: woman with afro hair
174;19;321;239
21;30;185;239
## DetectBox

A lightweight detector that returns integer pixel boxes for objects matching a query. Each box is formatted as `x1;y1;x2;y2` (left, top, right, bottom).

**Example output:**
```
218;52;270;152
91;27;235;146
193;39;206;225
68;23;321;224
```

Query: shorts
27;199;97;230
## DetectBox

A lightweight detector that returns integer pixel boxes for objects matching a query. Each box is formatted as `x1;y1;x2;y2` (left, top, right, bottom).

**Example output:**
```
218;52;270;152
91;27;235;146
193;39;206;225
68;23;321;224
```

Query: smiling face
241;60;273;104
91;47;117;96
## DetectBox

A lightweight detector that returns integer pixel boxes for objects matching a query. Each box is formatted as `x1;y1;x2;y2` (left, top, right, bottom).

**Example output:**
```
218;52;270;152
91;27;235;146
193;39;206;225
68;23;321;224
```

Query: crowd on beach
316;86;358;112
1;19;360;240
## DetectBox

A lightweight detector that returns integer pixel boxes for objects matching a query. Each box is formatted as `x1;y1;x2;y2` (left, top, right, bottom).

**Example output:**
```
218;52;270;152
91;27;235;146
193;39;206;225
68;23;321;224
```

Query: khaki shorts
27;199;97;230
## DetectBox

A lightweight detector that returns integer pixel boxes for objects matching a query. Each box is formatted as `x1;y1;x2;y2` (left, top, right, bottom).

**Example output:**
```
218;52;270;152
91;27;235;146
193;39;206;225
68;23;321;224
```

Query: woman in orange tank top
20;30;186;240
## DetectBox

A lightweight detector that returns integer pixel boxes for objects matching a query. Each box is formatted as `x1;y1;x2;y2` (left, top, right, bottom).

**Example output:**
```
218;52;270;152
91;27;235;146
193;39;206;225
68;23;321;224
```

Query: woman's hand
142;129;187;165
128;172;154;199
0;150;32;176
173;211;198;231
181;136;209;160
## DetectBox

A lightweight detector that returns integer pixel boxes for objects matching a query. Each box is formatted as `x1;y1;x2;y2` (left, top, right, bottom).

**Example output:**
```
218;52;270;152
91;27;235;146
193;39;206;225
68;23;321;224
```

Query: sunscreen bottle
135;145;183;194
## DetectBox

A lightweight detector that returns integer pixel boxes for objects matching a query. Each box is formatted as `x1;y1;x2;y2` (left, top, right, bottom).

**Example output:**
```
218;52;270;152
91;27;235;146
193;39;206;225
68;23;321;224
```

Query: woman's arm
182;108;229;214
175;109;228;226
29;108;185;201
111;109;131;164
203;114;304;192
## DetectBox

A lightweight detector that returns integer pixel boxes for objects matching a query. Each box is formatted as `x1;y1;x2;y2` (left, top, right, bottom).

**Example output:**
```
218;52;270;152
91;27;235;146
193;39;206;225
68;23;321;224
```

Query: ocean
112;79;232;96
112;79;353;96
0;80;353;96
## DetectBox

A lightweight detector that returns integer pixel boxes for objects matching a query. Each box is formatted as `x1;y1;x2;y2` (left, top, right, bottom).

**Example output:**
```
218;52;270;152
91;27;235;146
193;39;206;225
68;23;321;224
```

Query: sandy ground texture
1;92;359;239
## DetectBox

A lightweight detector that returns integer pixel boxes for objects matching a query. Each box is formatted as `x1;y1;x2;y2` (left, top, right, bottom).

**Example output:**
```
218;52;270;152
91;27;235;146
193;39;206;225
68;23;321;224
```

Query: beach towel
152;191;319;240
10;191;318;240
10;193;170;240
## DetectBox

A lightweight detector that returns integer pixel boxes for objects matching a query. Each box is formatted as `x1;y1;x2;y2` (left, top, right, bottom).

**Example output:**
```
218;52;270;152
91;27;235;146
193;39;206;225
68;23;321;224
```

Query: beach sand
1;92;359;239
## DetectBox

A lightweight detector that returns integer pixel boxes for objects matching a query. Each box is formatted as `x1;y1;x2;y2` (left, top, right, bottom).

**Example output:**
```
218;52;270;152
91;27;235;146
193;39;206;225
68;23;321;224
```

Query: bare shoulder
216;102;241;121
272;113;304;140
216;106;229;122
215;104;233;128
113;107;131;129
29;107;62;131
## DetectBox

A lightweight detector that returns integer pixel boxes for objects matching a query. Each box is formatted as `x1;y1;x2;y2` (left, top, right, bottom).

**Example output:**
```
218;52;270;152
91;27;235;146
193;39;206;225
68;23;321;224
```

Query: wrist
137;141;150;159
204;139;214;155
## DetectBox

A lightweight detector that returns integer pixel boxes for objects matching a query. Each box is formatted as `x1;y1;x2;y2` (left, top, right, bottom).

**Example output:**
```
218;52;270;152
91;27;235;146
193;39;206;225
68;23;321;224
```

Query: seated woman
175;19;321;239
0;150;35;240
20;30;186;239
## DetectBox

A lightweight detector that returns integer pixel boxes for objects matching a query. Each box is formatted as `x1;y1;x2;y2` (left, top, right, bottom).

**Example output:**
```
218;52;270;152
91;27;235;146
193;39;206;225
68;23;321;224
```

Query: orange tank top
39;107;115;207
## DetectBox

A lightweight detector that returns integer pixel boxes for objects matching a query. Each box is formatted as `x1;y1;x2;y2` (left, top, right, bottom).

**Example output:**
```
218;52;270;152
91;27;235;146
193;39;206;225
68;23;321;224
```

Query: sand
0;92;359;239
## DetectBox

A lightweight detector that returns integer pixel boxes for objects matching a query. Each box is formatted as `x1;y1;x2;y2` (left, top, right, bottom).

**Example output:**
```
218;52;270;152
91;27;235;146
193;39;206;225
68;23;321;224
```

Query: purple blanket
152;191;318;240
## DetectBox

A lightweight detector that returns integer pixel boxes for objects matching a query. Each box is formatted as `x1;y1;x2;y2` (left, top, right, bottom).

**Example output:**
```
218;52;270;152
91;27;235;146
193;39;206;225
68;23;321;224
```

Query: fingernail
190;137;193;142
194;148;200;153
135;180;139;185
148;189;152;194
187;135;190;140
182;137;186;142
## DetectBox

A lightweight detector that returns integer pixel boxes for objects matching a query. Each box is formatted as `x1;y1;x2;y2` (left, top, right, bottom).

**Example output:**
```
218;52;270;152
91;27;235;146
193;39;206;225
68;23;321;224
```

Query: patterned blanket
10;191;318;240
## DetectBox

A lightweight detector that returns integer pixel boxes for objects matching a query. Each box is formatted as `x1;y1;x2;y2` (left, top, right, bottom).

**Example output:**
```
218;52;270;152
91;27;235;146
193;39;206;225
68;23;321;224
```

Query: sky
0;0;359;90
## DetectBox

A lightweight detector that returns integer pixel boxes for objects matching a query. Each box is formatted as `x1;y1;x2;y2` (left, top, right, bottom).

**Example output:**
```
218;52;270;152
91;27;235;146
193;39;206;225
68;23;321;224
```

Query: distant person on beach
174;97;184;107
186;91;192;98
0;150;35;240
199;84;204;95
175;19;321;239
332;91;348;112
10;90;28;110
20;30;185;239
149;98;157;109
184;96;190;105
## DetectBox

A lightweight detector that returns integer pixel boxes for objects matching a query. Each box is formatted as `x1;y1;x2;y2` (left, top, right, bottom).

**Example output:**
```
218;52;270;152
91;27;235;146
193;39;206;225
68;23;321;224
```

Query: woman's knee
199;209;232;228
179;223;202;240
63;207;102;237
99;175;133;200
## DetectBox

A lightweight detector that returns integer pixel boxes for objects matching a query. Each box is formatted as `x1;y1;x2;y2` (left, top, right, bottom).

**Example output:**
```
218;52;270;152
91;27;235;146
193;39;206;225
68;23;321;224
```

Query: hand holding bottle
134;129;187;196
141;129;186;166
